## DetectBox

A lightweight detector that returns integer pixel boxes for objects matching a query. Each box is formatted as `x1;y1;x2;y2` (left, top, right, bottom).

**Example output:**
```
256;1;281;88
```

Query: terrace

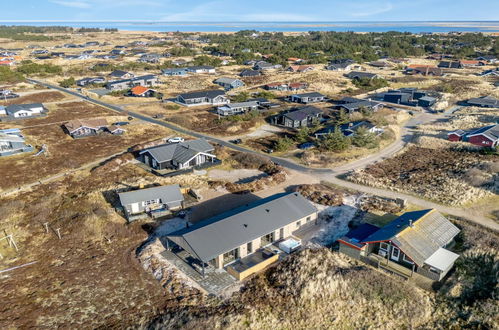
227;249;279;280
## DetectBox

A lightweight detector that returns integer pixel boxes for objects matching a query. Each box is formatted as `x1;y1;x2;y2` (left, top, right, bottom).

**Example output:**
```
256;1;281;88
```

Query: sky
1;0;498;22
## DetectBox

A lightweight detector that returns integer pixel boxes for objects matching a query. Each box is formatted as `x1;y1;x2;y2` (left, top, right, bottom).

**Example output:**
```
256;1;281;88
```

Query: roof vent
243;224;248;228
409;219;414;227
265;209;270;213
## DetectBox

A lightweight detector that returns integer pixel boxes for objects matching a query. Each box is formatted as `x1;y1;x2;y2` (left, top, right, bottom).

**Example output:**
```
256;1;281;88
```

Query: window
306;216;311;222
391;247;400;261
296;221;301;227
403;254;414;264
279;228;284;240
142;199;159;206
429;267;440;274
379;242;389;252
246;242;253;254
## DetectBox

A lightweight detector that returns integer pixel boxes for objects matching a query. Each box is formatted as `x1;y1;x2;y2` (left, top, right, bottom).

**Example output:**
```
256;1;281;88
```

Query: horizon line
1;20;498;23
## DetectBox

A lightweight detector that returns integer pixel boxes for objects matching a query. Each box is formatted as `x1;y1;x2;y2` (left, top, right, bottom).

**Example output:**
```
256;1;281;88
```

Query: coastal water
1;21;499;33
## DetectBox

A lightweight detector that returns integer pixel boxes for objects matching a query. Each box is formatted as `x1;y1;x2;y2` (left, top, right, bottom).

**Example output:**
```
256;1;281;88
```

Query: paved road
25;79;499;231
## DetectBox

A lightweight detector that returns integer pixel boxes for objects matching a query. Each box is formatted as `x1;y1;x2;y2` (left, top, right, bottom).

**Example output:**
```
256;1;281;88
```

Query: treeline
203;31;498;66
0;25;117;41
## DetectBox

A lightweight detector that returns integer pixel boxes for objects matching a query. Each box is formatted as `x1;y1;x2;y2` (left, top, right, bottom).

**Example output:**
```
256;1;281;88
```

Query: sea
2;21;499;33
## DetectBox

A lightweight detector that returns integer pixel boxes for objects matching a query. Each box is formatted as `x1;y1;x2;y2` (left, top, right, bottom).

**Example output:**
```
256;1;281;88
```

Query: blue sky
1;0;498;21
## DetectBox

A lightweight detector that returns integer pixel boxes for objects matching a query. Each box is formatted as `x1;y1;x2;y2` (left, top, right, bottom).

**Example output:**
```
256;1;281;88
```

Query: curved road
26;79;499;230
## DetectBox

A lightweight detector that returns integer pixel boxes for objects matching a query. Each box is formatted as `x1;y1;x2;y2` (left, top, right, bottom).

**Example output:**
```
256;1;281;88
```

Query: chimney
409;219;413;228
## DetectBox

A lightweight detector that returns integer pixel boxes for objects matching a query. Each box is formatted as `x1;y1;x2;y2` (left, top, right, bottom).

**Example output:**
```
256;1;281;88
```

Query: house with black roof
335;98;384;113
239;69;261;77
438;61;462;69
139;139;217;170
176;90;229;106
109;70;134;80
466;95;499;108
382;88;437;107
271;106;323;128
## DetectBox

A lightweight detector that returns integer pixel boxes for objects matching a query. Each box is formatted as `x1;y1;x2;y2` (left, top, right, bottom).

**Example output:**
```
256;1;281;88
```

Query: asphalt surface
25;79;499;230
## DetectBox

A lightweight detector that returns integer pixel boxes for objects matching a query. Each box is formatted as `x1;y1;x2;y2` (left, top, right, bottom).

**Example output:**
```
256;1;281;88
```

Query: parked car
127;116;134;121
230;139;242;144
153;114;164;119
167;137;185;143
112;121;129;126
264;148;274;154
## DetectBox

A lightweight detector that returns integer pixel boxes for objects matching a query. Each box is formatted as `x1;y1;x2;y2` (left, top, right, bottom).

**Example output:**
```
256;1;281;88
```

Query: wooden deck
368;253;414;278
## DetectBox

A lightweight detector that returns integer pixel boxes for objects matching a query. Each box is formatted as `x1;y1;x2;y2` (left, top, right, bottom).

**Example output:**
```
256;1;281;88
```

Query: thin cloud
241;13;316;22
351;2;394;17
50;0;91;8
50;0;164;10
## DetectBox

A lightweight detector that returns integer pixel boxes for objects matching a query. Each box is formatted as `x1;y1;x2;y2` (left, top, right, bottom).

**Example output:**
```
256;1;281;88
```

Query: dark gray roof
339;100;382;112
109;70;130;77
5;103;44;113
167;192;317;262
283;106;323;121
294;92;325;98
140;139;214;164
179;89;225;100
467;96;499;107
239;69;260;76
214;77;243;85
118;184;183;206
345;71;378;79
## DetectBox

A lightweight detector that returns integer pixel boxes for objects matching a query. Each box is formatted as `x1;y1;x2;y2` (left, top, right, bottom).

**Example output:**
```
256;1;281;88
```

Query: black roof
282;106;323;121
179;90;225;100
345;71;378;79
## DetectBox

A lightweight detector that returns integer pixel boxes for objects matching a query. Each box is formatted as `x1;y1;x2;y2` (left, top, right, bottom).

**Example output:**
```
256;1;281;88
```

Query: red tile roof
131;85;151;95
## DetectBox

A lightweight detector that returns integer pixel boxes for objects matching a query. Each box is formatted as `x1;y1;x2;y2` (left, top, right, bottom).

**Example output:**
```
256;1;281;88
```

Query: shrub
380;128;395;140
233;152;270;169
17;61;62;75
0;66;25;83
162;103;181;110
274;136;295;152
294;127;311;143
319;128;351;152
352;127;379;149
455;251;498;305
59;77;75;88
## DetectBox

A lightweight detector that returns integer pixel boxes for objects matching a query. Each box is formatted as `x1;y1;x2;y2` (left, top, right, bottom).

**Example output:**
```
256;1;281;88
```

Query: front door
391;246;400;261
131;203;140;214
